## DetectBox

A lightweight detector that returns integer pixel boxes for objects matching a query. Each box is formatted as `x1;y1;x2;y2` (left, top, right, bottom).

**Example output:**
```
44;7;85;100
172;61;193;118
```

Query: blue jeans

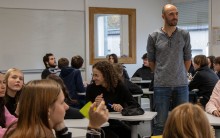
153;86;189;135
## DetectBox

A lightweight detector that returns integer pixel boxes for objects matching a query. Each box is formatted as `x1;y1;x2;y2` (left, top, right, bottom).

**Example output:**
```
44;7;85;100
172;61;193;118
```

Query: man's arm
184;60;191;72
149;61;155;72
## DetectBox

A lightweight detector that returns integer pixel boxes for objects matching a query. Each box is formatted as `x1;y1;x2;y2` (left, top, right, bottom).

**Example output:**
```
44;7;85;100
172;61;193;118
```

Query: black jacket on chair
189;66;219;107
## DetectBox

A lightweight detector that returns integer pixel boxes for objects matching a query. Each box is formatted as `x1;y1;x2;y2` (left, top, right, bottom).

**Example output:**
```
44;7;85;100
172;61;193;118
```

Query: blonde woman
0;72;17;137
4;68;24;116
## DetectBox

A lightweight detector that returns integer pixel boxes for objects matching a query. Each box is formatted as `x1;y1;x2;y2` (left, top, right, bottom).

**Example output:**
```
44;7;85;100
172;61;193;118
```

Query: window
173;0;209;57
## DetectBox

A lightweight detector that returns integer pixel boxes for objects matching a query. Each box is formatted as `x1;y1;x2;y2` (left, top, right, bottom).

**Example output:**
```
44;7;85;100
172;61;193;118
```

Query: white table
206;113;220;138
206;112;220;126
132;94;143;104
68;128;87;138
131;80;151;84
109;111;157;138
142;88;154;111
64;118;109;129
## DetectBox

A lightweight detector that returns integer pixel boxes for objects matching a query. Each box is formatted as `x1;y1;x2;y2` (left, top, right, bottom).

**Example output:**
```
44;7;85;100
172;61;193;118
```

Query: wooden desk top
109;111;157;121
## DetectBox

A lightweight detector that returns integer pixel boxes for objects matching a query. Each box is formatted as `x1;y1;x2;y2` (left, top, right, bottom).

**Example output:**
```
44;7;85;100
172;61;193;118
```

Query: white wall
209;0;220;56
85;0;167;81
0;0;167;82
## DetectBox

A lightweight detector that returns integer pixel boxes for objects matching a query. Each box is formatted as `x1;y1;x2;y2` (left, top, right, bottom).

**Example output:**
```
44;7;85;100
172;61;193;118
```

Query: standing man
147;4;192;135
41;53;59;79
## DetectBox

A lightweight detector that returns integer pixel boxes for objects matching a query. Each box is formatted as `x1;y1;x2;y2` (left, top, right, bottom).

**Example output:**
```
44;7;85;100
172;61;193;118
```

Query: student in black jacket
214;56;220;79
132;53;154;88
86;61;140;138
189;55;219;107
113;63;143;95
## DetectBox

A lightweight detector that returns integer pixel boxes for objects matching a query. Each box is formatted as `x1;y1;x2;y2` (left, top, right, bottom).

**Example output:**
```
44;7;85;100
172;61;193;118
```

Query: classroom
0;0;220;138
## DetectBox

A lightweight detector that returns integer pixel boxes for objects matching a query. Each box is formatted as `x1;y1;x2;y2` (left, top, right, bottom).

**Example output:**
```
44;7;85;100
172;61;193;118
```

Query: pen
108;103;112;107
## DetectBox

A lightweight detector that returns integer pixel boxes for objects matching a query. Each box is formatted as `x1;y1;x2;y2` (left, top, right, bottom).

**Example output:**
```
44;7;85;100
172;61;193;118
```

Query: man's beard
167;19;178;26
49;64;57;68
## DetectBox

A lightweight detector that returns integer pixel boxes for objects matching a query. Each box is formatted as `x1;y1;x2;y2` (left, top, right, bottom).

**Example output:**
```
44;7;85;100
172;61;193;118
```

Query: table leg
131;125;138;138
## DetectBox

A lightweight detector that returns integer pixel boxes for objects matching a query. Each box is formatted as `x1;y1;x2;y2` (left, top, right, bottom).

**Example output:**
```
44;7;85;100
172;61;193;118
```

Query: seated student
214;56;220;79
86;61;140;138
41;53;60;79
3;79;109;138
58;57;86;109
0;72;17;138
132;53;153;80
71;55;84;69
113;63;143;95
207;55;216;71
132;53;154;88
206;80;220;116
71;55;88;87
46;74;84;119
188;60;196;78
108;53;130;80
4;68;24;116
163;103;214;138
189;55;219;108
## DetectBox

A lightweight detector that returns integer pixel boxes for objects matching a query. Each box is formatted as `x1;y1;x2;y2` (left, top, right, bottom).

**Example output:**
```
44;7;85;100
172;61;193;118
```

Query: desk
109;111;157;138
64;118;109;129
131;80;151;84
206;112;220;126
133;94;143;104
206;113;220;138
68;128;87;138
142;88;154;111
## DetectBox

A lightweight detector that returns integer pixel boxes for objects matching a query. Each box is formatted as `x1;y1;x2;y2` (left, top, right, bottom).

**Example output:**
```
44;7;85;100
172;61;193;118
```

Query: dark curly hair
93;61;120;91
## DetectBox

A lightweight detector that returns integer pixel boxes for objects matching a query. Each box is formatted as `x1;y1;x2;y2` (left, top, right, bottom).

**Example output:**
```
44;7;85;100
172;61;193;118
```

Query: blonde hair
4;79;61;138
163;103;214;138
5;68;24;86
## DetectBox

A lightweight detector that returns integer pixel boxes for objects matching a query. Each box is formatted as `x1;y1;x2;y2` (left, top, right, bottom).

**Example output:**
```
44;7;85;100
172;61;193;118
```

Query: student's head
5;68;24;94
162;4;178;27
207;56;215;70
214;56;220;72
112;63;124;78
43;53;57;68
108;53;118;64
71;55;84;69
142;53;149;67
46;74;69;99
7;79;69;138
0;72;6;97
92;61;119;91
58;57;69;69
163;103;214;138
193;55;208;70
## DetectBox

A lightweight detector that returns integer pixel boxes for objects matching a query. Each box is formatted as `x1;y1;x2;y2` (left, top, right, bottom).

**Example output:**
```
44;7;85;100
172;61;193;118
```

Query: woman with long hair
4;68;24;116
0;72;17;137
86;61;139;138
4;79;108;138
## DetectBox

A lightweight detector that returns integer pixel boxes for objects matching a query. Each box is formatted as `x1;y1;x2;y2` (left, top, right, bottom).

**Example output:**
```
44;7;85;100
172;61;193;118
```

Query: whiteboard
0;8;85;71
